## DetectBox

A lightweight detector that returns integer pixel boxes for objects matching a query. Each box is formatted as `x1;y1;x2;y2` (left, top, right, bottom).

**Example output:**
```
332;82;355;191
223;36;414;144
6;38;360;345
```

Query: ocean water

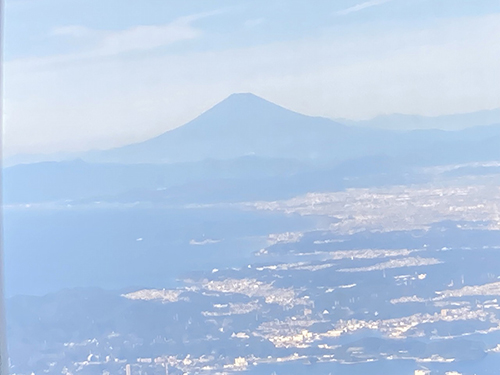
3;205;323;297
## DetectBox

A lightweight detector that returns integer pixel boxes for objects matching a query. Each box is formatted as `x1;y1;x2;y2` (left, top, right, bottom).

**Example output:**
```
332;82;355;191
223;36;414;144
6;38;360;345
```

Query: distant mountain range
81;93;500;165
3;93;500;205
5;93;500;166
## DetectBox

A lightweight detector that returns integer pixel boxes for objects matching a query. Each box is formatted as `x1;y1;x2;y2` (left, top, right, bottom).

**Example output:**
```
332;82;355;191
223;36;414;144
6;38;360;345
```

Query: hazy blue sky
3;0;500;156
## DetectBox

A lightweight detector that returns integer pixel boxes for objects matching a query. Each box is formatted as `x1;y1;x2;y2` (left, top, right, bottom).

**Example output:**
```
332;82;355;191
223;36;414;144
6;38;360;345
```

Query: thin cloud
336;0;394;16
96;20;200;56
48;11;222;59
50;25;96;38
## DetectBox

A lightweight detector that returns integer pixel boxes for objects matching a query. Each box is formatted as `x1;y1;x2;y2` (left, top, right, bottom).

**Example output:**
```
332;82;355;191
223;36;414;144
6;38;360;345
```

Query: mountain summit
201;92;310;124
174;92;320;135
208;92;284;114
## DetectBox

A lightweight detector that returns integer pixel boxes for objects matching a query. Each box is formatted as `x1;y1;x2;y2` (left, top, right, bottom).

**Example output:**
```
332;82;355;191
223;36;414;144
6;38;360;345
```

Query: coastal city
7;164;500;375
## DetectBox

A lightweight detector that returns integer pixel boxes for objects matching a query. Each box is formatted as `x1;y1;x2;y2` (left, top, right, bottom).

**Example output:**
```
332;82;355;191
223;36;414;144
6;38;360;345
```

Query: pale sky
3;0;500;157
